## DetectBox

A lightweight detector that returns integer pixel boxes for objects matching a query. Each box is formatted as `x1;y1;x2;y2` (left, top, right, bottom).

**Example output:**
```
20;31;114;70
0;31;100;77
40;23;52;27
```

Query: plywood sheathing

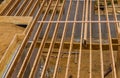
0;16;32;25
0;16;32;77
0;23;24;59
0;23;24;77
0;34;24;77
0;16;33;58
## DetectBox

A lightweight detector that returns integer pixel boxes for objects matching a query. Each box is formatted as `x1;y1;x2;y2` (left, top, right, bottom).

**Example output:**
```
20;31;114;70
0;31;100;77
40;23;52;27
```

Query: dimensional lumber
117;22;120;77
0;23;24;59
0;16;32;77
0;15;33;59
0;0;120;78
0;34;24;77
0;16;32;25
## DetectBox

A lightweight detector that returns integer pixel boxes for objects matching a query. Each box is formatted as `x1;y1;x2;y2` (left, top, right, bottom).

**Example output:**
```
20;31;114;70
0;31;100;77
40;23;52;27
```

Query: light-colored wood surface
0;16;32;60
0;16;32;77
0;0;119;77
0;23;24;59
0;23;24;77
0;16;32;25
0;34;24;77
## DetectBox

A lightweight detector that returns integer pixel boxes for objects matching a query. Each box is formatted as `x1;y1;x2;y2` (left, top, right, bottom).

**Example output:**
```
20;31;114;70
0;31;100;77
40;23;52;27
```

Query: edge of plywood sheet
0;34;24;77
0;16;33;77
0;16;33;25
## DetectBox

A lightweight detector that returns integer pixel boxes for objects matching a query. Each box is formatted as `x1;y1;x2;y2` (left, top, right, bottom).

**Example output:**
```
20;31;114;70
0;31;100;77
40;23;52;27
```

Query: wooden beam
0;16;32;25
0;34;24;78
27;39;119;51
117;23;120;77
0;16;32;77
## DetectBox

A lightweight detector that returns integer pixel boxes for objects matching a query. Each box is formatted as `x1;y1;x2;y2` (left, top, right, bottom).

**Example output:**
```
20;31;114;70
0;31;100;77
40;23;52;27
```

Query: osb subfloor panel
0;23;24;60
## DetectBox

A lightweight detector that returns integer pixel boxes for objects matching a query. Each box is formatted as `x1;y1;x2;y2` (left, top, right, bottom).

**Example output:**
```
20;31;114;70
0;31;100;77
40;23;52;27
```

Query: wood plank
0;16;32;25
0;34;24;77
0;16;33;60
27;39;119;51
117;23;120;77
0;23;25;60
0;16;32;77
